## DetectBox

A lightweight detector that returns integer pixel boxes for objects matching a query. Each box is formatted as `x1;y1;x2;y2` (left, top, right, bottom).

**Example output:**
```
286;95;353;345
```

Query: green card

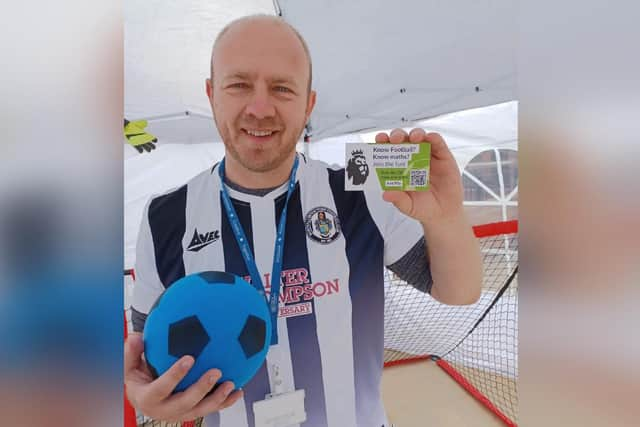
345;143;431;191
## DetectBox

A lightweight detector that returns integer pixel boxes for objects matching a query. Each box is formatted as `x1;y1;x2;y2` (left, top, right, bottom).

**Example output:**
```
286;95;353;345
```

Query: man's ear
305;90;317;122
206;78;213;101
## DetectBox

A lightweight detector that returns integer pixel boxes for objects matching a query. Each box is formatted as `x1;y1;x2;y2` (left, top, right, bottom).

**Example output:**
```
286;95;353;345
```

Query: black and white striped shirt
132;153;431;427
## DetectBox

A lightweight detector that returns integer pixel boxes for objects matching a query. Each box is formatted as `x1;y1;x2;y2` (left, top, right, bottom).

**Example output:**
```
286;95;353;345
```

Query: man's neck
223;152;297;190
224;178;281;197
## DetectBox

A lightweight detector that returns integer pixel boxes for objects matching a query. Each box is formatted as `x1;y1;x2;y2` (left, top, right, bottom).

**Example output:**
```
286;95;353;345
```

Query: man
125;14;482;427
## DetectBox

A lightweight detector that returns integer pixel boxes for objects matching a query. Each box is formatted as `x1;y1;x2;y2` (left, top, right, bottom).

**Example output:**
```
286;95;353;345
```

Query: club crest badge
305;207;341;244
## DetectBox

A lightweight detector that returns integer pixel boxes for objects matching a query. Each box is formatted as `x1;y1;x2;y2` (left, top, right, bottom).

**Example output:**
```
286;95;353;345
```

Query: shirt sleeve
130;307;148;333
362;185;424;265
387;237;433;294
362;186;432;293
130;198;165;331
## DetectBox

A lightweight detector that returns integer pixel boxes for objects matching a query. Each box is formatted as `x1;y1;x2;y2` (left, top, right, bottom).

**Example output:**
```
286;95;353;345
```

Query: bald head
210;14;313;93
204;14;317;181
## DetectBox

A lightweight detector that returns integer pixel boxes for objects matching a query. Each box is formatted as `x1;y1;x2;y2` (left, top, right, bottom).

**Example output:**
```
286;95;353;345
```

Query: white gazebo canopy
125;0;515;143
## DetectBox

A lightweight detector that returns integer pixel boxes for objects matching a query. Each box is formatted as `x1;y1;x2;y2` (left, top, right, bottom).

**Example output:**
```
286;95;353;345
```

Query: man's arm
421;212;482;305
376;128;482;306
387;222;481;305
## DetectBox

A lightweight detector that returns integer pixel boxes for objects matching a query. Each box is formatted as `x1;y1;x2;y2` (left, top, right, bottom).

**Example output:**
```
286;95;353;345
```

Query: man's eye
274;86;292;93
228;82;249;89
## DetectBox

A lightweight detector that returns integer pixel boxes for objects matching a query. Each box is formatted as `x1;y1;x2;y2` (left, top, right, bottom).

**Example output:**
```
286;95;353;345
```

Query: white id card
253;389;306;427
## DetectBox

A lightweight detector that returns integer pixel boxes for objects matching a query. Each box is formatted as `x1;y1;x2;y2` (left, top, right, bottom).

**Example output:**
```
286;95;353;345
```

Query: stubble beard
213;111;305;174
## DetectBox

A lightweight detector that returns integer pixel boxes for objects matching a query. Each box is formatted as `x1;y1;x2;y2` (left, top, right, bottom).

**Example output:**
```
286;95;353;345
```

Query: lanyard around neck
218;156;299;346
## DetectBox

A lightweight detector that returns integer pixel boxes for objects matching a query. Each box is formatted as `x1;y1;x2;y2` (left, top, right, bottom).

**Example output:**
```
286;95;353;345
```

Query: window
463;149;518;225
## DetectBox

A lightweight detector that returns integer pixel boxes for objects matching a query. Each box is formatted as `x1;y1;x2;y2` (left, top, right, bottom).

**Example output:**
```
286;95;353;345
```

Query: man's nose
245;87;276;120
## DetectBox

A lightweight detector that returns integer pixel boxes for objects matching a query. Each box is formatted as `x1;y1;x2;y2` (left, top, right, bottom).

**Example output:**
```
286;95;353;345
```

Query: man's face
207;20;316;173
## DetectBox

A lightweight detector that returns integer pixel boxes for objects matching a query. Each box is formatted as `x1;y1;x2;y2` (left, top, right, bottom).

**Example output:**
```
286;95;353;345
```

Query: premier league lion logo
305;207;341;244
347;150;369;186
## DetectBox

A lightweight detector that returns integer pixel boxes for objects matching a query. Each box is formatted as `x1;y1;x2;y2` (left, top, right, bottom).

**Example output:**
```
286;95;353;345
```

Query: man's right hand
124;333;244;423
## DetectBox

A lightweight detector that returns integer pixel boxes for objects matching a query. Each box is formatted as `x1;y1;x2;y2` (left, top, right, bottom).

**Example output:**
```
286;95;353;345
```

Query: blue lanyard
218;156;299;346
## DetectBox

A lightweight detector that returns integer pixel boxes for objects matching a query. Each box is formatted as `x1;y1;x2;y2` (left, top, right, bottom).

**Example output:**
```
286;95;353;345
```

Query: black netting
384;230;518;424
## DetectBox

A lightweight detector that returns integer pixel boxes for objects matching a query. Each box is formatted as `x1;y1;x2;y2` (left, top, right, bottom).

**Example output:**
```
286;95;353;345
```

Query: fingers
376;128;427;144
389;128;409;144
375;128;453;165
382;191;413;216
147;356;195;400
131;365;229;422
124;333;144;375
163;369;223;417
409;128;427;143
139;353;155;378
180;382;242;421
375;132;390;143
423;132;455;161
218;389;244;410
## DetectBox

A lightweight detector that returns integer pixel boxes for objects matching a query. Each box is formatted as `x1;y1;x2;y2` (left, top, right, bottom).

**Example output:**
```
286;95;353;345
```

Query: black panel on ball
168;315;211;359
238;315;266;359
198;271;236;284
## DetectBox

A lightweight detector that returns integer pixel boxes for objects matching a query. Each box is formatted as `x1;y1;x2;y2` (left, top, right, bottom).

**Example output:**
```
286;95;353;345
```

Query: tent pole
272;0;282;17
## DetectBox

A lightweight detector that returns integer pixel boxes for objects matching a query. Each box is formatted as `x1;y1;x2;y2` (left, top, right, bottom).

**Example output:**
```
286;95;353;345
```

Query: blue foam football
143;271;271;392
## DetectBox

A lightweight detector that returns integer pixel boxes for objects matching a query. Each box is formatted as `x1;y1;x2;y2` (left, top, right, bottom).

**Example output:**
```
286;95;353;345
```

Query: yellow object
124;119;157;153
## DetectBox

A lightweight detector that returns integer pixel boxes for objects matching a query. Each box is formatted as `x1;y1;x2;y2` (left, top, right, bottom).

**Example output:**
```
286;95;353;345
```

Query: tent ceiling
125;0;516;144
280;0;516;139
124;0;275;143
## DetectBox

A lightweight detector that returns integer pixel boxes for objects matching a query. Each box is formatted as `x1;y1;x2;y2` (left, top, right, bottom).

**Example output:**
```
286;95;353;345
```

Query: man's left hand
375;128;463;226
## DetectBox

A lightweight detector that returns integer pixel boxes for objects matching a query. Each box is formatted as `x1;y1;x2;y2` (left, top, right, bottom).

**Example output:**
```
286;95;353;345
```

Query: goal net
383;220;518;426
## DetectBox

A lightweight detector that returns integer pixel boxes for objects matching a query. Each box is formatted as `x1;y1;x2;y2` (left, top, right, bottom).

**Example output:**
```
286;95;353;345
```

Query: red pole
124;313;137;427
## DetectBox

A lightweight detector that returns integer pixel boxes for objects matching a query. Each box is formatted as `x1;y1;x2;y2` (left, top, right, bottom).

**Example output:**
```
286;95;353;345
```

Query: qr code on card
409;169;428;187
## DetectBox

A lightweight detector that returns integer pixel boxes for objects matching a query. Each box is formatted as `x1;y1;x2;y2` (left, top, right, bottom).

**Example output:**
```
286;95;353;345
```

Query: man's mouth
242;128;278;138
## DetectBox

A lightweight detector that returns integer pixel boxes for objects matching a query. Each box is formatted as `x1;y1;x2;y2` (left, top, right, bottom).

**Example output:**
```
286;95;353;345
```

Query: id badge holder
253;359;306;427
253;388;306;427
